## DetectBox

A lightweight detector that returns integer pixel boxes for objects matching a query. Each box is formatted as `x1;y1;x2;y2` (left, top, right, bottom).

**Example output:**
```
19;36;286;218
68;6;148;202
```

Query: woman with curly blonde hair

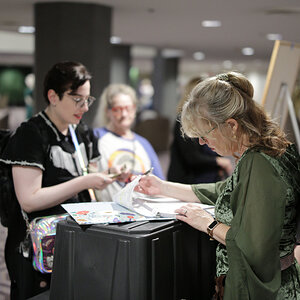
136;72;300;299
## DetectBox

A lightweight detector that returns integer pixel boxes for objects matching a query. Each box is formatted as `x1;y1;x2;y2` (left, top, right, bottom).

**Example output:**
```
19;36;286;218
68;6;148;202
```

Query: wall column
152;51;179;124
34;2;112;126
110;44;131;84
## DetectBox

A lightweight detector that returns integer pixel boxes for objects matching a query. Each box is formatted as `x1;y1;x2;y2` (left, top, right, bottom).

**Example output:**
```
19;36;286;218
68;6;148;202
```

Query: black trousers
5;237;51;300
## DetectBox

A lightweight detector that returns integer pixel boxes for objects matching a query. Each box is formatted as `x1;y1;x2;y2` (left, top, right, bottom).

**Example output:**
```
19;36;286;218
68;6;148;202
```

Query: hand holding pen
142;167;154;176
109;166;154;183
134;169;163;195
107;165;131;182
127;167;154;183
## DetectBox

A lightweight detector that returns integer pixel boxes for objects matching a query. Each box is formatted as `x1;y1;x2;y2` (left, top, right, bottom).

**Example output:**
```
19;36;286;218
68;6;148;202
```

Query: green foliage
0;69;26;106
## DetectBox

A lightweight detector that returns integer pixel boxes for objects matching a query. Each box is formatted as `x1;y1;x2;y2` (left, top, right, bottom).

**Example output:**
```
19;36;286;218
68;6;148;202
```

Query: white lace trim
0;158;45;171
39;111;61;141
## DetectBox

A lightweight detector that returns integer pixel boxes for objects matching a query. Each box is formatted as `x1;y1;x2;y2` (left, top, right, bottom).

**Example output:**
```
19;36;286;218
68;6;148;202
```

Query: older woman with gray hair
136;72;300;299
94;83;164;202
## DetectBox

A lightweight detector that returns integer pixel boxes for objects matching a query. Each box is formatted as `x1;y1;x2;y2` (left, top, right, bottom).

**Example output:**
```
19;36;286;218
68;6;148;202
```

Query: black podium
50;218;216;300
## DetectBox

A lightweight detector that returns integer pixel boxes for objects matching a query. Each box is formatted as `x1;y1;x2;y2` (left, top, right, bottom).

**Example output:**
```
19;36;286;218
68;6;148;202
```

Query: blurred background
1;2;300;299
0;0;300;130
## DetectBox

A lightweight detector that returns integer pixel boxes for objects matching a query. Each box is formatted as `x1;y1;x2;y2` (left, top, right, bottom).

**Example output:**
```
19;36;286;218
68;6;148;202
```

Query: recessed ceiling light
193;51;205;60
223;60;233;69
110;36;122;44
241;47;254;56
18;26;35;33
201;20;222;28
266;33;282;41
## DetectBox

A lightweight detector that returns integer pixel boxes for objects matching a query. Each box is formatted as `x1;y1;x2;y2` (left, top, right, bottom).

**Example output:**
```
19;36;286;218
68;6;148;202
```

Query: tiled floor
0;224;10;300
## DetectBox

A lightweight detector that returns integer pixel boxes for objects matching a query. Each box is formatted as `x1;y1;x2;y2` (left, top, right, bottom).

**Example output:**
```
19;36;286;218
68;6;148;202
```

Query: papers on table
61;202;147;225
112;176;215;218
62;175;215;225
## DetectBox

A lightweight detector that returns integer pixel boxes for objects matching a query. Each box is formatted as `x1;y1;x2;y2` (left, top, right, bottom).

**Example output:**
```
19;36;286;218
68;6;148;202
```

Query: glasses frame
199;126;217;143
109;105;136;115
66;93;96;108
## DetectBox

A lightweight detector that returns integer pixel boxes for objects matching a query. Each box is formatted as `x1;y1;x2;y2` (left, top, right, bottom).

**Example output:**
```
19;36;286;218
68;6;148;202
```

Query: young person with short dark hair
1;61;115;299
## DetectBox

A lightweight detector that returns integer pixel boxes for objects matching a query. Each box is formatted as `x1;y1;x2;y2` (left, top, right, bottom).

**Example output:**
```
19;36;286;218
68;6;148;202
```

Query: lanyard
69;124;96;201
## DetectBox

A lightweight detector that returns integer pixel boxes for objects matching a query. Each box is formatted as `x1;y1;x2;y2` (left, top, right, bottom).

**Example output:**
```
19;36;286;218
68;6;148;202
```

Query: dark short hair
43;61;92;104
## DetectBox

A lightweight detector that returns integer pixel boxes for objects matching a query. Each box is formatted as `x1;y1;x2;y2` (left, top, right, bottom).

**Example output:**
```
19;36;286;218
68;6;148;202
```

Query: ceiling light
241;47;254;56
266;33;282;41
201;20;222;28
110;36;122;44
193;51;205;61
223;60;233;69
18;26;35;33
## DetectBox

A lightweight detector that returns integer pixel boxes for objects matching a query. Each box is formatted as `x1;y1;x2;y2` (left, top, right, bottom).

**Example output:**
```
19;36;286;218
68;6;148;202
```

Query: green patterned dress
192;145;300;299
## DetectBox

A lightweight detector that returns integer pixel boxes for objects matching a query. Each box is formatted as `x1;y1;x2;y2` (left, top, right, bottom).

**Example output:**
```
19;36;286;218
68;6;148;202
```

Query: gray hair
181;71;290;157
97;83;137;126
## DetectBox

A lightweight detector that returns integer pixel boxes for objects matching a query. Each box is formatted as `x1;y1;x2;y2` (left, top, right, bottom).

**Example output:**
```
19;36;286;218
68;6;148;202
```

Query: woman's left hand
175;203;214;233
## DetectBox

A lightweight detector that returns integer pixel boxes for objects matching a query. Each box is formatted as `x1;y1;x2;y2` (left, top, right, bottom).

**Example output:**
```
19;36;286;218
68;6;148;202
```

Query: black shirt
2;110;100;221
167;119;221;184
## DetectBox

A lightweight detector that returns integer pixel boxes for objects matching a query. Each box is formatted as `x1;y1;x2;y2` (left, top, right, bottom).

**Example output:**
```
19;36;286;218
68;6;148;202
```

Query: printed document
112;176;214;218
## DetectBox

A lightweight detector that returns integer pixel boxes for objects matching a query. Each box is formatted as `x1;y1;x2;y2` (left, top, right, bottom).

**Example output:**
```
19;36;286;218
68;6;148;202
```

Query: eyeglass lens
111;105;135;114
68;94;95;107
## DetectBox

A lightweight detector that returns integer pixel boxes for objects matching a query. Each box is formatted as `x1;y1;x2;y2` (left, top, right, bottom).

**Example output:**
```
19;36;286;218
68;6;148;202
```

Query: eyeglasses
110;105;135;115
200;126;217;143
66;93;96;108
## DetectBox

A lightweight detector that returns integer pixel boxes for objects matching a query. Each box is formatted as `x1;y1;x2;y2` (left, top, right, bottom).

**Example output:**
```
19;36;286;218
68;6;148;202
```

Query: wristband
207;220;220;239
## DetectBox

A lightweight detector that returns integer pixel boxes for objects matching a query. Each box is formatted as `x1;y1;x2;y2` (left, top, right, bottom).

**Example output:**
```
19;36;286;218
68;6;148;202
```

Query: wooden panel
261;40;300;147
262;40;300;114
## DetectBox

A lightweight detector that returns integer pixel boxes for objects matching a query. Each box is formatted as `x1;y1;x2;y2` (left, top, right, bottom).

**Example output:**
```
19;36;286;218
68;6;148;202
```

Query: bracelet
207;220;221;239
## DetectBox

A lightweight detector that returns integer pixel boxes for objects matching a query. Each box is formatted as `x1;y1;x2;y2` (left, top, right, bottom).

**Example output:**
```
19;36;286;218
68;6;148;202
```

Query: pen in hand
108;164;127;178
129;167;153;183
142;167;154;176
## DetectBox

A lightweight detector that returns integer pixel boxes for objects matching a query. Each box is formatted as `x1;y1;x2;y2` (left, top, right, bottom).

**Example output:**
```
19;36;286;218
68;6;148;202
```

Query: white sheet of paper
112;177;215;218
132;198;215;218
112;175;141;211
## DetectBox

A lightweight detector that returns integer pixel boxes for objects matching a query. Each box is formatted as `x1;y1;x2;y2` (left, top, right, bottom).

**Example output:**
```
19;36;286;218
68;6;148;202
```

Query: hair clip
217;74;229;82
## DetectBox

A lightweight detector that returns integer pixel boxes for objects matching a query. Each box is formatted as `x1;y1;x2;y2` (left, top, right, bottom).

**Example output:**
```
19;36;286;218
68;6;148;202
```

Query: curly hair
181;71;291;157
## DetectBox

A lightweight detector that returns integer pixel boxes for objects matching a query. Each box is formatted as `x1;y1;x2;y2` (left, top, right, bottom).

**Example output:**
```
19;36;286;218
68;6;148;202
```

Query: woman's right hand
134;174;163;195
86;172;114;190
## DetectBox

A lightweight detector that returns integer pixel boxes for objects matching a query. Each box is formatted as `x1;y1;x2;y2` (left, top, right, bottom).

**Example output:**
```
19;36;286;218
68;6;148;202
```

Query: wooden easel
262;40;300;150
